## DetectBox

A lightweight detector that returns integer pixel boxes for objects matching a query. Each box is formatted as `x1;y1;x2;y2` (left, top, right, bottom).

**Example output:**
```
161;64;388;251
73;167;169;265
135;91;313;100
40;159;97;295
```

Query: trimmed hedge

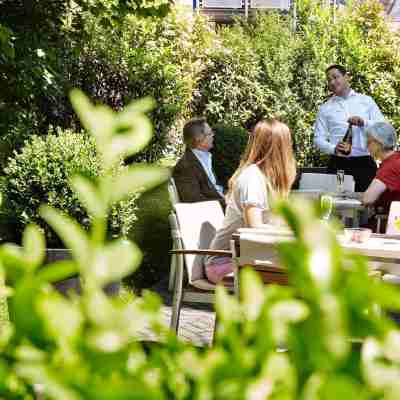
212;123;249;188
1;128;137;248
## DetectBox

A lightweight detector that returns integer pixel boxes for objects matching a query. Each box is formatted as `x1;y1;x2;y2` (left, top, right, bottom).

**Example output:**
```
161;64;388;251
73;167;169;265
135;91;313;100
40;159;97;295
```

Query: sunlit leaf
15;364;80;400
215;286;240;322
89;239;142;286
36;260;78;283
362;337;400;392
69;89;113;145
15;344;46;362
0;244;26;282
22;224;45;271
70;175;105;218
240;268;265;321
37;291;83;344
102;164;170;205
40;205;91;270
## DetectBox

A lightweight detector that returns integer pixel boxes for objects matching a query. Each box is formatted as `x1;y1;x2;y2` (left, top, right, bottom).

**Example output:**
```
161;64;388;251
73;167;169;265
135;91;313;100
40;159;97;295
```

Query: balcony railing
196;0;291;22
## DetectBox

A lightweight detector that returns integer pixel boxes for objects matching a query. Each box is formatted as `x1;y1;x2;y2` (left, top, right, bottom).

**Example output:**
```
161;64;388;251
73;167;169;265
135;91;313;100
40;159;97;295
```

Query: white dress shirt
314;90;385;156
191;149;224;195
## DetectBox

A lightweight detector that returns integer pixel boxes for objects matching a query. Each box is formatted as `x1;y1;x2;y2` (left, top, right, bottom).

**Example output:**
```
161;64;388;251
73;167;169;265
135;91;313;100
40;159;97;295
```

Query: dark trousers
327;155;377;192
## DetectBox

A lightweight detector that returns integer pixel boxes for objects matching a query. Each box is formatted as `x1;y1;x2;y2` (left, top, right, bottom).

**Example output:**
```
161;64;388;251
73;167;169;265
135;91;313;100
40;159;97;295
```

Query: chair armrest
170;249;232;257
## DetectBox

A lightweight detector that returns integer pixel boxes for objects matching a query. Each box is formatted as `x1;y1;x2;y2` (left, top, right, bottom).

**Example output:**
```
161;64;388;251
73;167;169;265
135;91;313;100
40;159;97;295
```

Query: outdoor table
291;190;364;227
233;230;400;277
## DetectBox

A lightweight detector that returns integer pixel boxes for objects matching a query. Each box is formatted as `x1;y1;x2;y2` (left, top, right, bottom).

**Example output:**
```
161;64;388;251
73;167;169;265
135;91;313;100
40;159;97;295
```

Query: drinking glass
321;195;334;221
336;170;345;195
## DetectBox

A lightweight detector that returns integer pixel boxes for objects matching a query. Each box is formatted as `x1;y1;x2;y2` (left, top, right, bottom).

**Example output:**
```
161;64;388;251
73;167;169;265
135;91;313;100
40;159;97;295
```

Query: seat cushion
191;276;234;291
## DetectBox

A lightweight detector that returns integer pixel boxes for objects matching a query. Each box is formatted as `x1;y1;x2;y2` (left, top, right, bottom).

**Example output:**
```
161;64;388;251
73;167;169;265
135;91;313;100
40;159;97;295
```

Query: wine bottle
341;123;353;156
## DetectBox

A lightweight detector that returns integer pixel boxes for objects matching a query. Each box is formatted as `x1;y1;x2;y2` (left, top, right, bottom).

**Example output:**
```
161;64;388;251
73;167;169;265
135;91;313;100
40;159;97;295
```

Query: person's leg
205;257;233;284
327;155;339;174
351;156;377;193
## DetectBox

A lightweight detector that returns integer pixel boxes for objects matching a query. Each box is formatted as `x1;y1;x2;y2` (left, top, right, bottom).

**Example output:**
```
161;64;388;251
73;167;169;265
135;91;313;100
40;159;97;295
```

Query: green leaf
107;109;153;166
39;205;91;270
15;364;80;400
70;175;105;218
90;239;142;286
69;89;113;144
215;286;240;322
37;291;83;344
36;260;79;283
240;268;265;321
102;164;170;205
22;224;45;271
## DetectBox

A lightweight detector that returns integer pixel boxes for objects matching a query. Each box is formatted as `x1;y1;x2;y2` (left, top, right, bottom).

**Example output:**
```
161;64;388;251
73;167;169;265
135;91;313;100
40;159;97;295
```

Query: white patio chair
167;177;181;291
169;200;233;334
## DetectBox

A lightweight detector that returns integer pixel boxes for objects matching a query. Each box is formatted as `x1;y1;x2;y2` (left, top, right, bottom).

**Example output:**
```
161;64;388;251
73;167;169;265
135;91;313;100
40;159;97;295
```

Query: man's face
196;124;214;151
326;68;350;96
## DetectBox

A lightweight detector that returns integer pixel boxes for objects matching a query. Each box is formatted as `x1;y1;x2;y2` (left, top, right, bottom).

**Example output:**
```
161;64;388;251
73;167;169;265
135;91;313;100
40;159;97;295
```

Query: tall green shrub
212;123;249;187
69;8;214;162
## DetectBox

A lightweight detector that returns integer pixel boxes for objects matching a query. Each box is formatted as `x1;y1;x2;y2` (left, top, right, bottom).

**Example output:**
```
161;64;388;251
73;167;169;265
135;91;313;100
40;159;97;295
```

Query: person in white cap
363;121;399;213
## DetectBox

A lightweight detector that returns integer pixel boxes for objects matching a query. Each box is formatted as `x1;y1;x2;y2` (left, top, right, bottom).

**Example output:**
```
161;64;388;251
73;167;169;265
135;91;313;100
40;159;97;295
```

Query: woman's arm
244;205;266;228
362;178;386;206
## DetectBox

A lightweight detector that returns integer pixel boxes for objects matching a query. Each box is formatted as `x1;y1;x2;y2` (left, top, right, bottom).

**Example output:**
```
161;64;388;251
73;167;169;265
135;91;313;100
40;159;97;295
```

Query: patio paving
145;278;216;347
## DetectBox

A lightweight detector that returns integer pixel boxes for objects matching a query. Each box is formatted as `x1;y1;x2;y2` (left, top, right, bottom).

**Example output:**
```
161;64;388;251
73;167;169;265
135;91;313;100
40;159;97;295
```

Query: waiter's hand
334;142;348;156
348;116;364;126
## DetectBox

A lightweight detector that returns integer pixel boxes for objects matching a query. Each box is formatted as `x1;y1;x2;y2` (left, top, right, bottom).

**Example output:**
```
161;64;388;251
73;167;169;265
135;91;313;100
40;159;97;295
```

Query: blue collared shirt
314;90;385;156
191;149;224;195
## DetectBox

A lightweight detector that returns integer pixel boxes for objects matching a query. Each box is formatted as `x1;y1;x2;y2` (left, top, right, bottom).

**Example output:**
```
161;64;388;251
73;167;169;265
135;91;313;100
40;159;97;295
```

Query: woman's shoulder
238;164;262;179
235;164;265;187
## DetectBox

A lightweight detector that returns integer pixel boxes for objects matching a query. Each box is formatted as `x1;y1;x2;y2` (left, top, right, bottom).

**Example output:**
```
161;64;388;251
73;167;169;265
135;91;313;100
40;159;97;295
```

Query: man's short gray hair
366;121;397;150
183;118;211;148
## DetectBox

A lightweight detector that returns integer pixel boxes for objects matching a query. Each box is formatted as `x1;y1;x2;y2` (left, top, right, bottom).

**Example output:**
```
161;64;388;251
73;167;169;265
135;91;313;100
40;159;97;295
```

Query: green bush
212;123;249;187
128;182;172;290
1;127;137;247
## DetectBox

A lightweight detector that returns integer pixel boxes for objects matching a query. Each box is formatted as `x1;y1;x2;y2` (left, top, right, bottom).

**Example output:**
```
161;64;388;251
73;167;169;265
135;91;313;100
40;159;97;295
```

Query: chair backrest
299;173;355;192
167;177;180;206
385;201;400;234
174;201;224;283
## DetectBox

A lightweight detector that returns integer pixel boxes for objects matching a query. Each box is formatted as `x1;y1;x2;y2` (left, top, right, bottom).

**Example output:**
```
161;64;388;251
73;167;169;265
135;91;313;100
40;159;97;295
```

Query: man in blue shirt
314;64;385;192
173;118;226;209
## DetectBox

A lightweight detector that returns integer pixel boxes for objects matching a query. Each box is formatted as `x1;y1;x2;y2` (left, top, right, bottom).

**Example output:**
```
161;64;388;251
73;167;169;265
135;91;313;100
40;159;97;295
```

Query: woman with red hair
205;119;297;284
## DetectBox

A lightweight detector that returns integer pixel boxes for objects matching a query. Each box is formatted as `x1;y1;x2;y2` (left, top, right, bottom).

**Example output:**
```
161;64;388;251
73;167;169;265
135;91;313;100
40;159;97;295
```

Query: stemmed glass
336;169;345;196
321;194;334;221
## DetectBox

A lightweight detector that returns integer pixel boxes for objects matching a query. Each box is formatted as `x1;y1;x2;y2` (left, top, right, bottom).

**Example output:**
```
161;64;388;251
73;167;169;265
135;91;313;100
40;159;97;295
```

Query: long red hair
229;119;296;199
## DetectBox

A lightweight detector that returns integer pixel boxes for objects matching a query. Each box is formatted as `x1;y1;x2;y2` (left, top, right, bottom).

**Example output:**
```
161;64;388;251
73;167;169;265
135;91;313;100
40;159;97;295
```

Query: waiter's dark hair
326;64;348;76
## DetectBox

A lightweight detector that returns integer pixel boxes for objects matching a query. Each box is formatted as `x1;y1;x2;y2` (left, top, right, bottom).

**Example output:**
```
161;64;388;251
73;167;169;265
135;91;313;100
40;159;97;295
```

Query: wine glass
321;195;334;221
336;170;345;196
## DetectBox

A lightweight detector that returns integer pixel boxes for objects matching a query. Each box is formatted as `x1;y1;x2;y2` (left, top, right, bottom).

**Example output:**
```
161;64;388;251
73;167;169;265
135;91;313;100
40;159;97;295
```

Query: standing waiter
314;64;385;192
